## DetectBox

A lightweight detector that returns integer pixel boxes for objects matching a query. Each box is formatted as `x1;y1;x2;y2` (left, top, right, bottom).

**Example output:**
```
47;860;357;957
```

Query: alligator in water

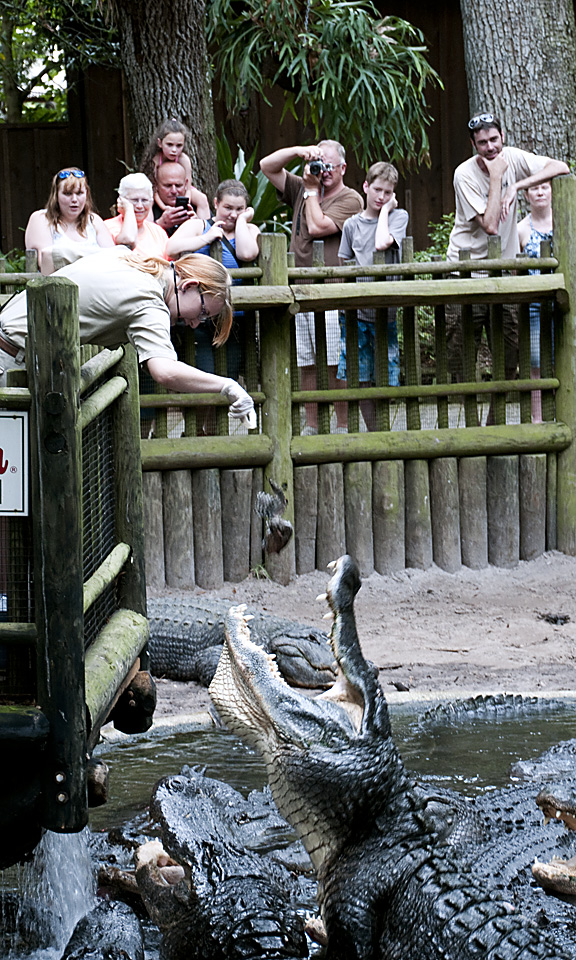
134;765;310;959
147;596;336;688
209;555;576;960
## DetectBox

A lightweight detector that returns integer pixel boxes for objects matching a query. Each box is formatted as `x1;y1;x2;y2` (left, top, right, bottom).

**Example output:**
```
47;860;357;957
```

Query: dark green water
90;699;576;831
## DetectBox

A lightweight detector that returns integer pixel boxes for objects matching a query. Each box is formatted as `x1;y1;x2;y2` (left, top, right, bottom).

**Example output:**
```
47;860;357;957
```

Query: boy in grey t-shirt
337;161;408;430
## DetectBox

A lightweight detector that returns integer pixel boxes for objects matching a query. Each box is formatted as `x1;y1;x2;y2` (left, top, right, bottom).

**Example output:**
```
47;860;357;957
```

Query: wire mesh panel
0;516;35;701
82;404;116;647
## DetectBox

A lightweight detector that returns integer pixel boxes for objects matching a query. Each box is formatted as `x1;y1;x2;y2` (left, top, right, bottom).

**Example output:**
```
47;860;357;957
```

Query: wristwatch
303;190;318;199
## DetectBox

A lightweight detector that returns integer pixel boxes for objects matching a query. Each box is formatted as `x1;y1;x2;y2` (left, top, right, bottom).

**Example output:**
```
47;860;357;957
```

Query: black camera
309;159;332;176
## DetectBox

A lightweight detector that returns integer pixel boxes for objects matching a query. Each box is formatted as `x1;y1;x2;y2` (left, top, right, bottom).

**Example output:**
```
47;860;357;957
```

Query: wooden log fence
137;176;576;587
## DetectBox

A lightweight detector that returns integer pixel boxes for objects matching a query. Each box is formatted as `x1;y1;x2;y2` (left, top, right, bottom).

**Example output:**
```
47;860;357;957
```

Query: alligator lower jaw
532;855;576;897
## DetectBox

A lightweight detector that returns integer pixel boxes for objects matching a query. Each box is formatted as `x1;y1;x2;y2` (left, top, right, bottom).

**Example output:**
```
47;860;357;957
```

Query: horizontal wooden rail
0;706;50;741
291;274;568;312
80;347;125;396
79;375;128;431
83;542;131;615
291;421;571;465
139;390;265;408
0;272;38;284
0;622;37;644
84;607;149;744
287;256;558;281
292;378;560;404
0;386;30;408
141;433;274;470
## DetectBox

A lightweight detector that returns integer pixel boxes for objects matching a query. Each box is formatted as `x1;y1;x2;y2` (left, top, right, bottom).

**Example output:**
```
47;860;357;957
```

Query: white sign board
0;411;28;515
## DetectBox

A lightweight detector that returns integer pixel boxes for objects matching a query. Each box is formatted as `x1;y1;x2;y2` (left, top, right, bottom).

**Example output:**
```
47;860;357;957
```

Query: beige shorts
295;310;340;367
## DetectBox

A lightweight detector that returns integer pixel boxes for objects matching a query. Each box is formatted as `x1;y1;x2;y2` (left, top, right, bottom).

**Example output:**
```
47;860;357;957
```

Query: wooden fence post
258;233;296;584
553;174;576;554
26;277;86;832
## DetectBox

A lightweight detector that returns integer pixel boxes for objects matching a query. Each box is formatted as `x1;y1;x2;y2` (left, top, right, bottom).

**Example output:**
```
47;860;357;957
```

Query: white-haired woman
105;173;169;257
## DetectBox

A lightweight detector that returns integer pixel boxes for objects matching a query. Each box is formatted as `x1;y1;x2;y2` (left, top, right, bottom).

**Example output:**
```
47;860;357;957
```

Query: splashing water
1;827;96;958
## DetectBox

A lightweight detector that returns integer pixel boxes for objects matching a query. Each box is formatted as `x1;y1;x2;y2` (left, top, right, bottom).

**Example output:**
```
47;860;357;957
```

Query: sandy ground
150;550;576;718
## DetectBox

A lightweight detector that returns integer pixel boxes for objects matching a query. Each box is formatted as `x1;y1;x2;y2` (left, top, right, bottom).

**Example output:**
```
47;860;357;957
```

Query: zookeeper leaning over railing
0;245;256;428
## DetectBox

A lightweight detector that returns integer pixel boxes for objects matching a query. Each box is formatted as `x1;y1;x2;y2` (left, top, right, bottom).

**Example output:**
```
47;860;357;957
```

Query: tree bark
113;0;217;195
459;0;576;162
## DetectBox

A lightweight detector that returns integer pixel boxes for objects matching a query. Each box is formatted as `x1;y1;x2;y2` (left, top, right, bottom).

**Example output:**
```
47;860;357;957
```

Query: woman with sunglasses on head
24;167;114;275
0;247;256;427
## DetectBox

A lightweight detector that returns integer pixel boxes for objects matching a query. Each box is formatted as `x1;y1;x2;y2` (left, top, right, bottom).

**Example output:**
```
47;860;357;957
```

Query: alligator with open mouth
208;555;576;959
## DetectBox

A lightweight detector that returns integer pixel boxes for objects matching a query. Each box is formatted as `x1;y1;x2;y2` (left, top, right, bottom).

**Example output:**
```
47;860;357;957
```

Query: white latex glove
220;378;257;429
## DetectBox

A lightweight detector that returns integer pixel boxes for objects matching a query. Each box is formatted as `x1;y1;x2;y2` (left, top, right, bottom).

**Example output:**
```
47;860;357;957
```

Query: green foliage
414;212;455;262
216;133;296;234
1;248;27;272
0;0;118;121
206;0;442;169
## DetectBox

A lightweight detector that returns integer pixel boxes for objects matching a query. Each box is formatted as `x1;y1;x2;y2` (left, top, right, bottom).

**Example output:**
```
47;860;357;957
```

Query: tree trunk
459;0;576;163
113;0;217;196
0;17;25;121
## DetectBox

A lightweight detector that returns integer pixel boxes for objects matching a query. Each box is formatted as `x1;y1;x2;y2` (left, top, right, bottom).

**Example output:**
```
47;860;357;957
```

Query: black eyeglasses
57;169;85;179
468;114;494;130
172;265;215;324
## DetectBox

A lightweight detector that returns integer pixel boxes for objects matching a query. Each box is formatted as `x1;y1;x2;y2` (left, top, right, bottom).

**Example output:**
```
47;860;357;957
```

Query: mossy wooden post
113;346;147;614
553;175;576;554
163;470;194;588
373;460;405;573
432;254;448;429
257;233;295;583
458;457;488;569
372;250;390;432
344;461;374;575
487;455;519;567
27;277;87;833
539;238;555;423
317;463;345;571
250;467;264;571
192;468;224;588
429;458;461;572
142;472;165;589
294;465;318;573
459;249;478;426
221;468;252;582
404;459;432;569
313;240;331;435
488;236;506;425
519;453;546;560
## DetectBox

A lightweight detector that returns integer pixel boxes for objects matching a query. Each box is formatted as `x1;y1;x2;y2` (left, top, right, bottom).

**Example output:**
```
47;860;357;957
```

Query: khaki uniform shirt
0;247;177;364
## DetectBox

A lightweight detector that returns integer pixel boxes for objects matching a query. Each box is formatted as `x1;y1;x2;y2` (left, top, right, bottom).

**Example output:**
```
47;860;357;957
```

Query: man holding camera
260;141;363;431
152;162;197;236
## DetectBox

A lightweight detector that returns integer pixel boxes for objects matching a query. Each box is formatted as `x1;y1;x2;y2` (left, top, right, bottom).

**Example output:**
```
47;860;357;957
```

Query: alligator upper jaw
209;605;360;759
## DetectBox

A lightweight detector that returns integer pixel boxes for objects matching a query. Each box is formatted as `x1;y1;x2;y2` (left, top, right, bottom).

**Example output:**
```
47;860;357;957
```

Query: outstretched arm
146;358;256;427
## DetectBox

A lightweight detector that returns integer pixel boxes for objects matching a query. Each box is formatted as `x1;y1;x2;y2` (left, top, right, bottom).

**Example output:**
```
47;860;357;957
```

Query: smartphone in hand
175;196;189;208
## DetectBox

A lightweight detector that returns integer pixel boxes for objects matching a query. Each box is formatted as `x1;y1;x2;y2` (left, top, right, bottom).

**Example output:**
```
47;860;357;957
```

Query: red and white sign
0;412;28;514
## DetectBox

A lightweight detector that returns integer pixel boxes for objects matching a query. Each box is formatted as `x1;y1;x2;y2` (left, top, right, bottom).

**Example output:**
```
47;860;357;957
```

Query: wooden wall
1;1;471;253
0;67;130;253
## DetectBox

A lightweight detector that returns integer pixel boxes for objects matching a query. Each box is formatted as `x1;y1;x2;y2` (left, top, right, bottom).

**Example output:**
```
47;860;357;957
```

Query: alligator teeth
316;593;327;602
323;612;333;620
326;560;338;572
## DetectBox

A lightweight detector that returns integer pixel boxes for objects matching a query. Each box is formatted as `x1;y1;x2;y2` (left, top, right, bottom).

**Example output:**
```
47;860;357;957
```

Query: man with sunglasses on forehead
445;113;568;387
447;113;568;263
260;140;362;431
